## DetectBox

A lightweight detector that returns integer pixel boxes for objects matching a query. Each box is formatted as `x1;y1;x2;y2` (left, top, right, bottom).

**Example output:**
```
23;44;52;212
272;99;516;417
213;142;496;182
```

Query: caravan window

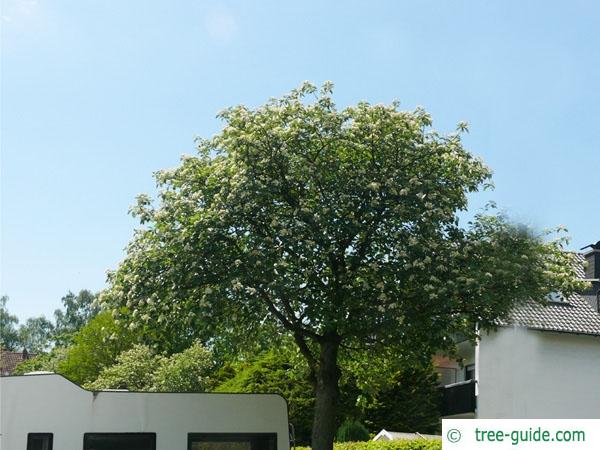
188;433;277;450
27;433;53;450
83;433;156;450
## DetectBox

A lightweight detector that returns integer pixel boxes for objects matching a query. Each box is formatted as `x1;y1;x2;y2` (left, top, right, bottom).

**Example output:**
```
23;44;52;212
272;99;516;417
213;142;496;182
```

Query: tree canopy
1;295;55;353
55;311;135;385
53;289;100;346
17;316;55;353
0;296;20;351
86;341;214;392
103;82;582;450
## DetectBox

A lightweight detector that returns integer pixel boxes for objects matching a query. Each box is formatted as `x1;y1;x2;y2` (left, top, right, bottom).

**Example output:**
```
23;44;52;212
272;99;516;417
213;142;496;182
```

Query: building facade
438;243;600;419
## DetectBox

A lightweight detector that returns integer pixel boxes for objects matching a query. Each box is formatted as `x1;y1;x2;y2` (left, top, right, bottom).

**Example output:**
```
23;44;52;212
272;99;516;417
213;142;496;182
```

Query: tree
85;344;160;391
2;296;55;354
152;341;215;392
56;311;135;385
53;290;100;346
18;316;55;353
0;296;20;351
103;83;582;450
86;341;214;392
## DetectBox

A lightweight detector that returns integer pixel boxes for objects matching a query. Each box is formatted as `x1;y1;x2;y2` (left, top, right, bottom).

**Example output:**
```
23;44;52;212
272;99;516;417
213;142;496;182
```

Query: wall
477;326;600;418
0;374;290;450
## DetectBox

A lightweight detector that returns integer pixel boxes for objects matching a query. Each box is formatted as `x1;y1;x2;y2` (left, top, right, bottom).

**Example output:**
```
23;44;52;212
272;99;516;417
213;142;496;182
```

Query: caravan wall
0;374;290;450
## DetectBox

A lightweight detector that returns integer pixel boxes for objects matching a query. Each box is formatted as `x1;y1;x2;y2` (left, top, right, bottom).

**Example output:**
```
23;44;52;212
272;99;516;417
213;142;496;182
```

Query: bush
85;341;215;392
216;349;315;444
336;420;370;442
296;440;441;450
152;341;215;392
85;344;160;391
363;366;441;434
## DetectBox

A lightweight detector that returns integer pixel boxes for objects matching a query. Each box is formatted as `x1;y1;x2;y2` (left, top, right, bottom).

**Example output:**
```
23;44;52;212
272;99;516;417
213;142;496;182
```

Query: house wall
477;327;600;418
0;374;290;450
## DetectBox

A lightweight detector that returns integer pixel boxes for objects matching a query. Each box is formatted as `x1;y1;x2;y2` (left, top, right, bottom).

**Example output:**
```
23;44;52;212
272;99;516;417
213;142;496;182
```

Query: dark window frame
27;433;53;450
465;364;475;381
187;432;278;450
83;432;156;450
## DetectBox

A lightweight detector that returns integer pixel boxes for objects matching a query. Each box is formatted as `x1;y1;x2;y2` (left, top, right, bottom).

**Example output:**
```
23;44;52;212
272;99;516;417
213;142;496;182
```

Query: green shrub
296;440;441;450
216;349;314;445
336;420;370;442
85;341;215;392
85;344;161;391
363;365;441;434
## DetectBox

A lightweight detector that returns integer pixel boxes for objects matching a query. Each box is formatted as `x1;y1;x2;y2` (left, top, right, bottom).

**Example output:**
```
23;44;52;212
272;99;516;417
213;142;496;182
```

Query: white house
436;243;600;419
0;373;290;450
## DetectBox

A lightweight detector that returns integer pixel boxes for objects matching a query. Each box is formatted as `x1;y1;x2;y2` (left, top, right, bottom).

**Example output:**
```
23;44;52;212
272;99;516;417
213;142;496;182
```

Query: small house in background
373;429;441;441
0;349;34;376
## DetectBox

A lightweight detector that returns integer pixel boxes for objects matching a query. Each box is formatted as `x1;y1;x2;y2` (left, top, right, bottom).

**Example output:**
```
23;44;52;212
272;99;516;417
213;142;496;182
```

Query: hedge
296;439;441;450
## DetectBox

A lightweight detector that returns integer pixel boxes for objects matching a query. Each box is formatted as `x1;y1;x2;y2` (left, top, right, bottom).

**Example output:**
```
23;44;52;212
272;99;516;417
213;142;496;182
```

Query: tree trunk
311;338;341;450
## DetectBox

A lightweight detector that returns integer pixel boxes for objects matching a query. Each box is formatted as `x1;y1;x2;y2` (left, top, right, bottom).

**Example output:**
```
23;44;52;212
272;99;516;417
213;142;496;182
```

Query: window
546;292;564;303
188;433;277;450
83;433;156;450
27;433;53;450
465;364;475;381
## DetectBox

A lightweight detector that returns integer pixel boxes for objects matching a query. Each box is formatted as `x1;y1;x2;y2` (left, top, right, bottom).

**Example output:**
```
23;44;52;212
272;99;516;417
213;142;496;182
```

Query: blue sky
2;0;599;322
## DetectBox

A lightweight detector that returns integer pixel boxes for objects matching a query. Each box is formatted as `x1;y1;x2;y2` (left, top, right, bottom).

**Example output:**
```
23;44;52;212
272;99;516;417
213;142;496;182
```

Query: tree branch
257;287;321;340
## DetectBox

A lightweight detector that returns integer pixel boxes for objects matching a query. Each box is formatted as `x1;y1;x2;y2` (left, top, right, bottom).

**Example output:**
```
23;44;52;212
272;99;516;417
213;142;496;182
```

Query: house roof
499;254;600;336
0;350;35;376
372;429;441;441
501;293;600;336
572;253;588;279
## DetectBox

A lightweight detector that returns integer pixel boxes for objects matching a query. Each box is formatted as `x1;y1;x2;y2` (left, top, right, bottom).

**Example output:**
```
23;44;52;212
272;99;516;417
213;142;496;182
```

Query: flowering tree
104;83;581;450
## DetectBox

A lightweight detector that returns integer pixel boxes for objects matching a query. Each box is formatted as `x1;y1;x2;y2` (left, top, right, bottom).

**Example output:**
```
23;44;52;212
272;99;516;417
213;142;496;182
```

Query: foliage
53;290;100;346
86;344;160;391
56;311;135;385
86;341;215;392
0;295;20;351
2;290;102;354
151;341;215;392
12;346;69;375
362;365;441;434
1;296;55;353
296;441;441;450
216;348;315;444
336;420;370;442
17;316;55;353
102;82;583;449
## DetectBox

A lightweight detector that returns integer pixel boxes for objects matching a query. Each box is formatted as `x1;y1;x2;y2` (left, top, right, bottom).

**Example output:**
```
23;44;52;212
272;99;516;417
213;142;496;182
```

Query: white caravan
0;373;290;450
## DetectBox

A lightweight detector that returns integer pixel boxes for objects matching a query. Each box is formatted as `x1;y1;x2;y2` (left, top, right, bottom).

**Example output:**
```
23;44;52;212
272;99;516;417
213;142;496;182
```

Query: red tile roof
0;350;35;376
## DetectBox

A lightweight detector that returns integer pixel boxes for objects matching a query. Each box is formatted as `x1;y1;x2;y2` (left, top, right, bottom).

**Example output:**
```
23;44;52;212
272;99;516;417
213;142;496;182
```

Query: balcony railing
440;379;476;416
